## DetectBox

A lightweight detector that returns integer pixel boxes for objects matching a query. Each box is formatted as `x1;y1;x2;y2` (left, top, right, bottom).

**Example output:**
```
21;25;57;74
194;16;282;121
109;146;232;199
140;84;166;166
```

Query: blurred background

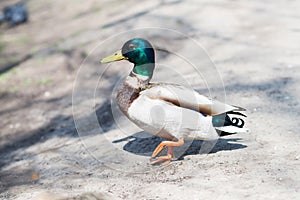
0;0;299;199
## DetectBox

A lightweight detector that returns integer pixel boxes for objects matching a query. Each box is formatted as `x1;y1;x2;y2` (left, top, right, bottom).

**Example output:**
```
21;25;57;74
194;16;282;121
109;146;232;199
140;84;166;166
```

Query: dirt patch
0;0;300;199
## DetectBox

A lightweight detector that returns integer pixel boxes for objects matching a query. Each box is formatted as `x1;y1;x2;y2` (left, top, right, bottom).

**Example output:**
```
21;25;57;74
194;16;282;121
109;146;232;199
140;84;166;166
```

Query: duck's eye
129;44;136;49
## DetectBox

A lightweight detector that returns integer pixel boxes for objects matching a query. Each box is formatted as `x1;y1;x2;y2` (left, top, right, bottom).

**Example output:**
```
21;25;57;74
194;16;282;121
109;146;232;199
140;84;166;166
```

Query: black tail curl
212;112;246;136
212;112;246;128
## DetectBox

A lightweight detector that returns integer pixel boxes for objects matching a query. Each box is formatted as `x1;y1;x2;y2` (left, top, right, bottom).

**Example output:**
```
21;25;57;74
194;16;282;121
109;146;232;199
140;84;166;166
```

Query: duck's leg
150;138;184;165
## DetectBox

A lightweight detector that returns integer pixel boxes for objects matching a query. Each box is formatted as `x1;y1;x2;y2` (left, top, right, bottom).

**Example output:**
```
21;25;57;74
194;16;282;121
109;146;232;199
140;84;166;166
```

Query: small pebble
277;177;283;182
31;173;39;180
44;91;50;97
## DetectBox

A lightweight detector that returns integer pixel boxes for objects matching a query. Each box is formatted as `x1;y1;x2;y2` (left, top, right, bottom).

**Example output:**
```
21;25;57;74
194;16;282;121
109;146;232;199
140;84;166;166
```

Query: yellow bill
100;50;125;63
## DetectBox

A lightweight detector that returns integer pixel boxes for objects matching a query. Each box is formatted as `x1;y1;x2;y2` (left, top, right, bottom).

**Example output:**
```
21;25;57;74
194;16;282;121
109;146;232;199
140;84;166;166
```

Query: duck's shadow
113;131;247;160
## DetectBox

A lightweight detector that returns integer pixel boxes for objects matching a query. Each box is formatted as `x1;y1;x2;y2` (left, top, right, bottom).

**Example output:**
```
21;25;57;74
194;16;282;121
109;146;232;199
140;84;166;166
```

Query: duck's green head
101;38;155;78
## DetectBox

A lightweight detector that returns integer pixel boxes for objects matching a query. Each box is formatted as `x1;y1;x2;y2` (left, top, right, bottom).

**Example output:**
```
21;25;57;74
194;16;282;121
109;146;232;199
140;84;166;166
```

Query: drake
101;38;249;165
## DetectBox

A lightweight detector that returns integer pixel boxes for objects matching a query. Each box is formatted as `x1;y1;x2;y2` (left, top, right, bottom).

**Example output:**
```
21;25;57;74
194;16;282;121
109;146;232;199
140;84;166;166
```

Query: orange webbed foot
150;139;184;165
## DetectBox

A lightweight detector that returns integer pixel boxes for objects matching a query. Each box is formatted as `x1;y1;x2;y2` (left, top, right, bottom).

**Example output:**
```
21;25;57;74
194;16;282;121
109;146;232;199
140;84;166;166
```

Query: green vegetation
36;78;52;85
23;77;53;86
0;68;17;83
0;43;5;54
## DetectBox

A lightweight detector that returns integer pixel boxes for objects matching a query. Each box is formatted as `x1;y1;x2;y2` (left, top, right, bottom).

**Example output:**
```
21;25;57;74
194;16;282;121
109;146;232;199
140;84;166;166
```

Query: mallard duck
101;38;249;165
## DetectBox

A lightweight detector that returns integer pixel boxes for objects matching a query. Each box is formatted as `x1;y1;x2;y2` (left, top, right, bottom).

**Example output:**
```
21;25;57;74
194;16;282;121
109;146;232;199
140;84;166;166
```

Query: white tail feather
215;126;250;133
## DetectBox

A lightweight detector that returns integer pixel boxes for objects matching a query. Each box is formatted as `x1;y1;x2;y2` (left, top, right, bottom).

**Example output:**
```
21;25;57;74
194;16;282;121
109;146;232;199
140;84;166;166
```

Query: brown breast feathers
116;81;140;115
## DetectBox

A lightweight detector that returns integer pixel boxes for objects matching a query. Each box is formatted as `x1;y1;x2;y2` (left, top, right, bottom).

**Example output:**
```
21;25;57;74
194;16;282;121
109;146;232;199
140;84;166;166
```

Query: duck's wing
142;84;245;116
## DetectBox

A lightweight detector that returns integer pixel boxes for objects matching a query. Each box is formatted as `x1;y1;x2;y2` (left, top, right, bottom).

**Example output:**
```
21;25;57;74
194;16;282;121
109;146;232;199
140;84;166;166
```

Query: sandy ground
0;0;300;199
